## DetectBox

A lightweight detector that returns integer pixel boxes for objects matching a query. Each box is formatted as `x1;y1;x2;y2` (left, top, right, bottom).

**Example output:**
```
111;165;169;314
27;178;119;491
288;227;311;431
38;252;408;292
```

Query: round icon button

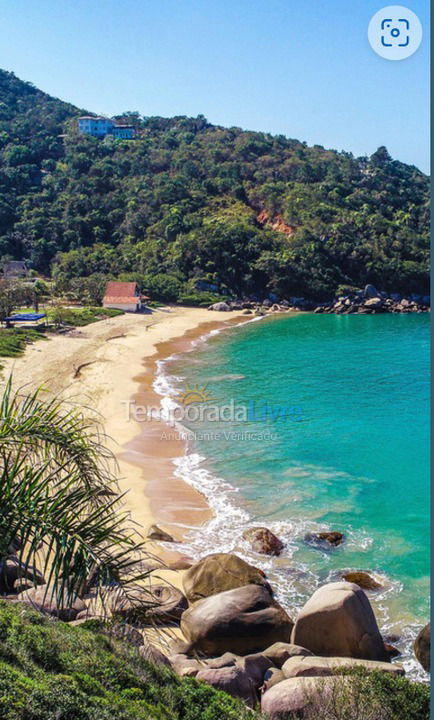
368;5;422;60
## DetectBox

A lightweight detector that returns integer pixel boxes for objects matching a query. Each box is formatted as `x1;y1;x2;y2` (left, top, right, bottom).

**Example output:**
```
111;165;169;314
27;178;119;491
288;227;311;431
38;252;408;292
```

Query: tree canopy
0;70;429;300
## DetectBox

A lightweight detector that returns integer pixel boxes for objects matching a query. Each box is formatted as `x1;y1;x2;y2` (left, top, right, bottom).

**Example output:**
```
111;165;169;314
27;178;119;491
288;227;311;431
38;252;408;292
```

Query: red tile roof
104;281;138;298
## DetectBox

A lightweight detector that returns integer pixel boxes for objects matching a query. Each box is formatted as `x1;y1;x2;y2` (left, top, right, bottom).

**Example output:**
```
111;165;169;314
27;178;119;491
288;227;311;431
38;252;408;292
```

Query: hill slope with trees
0;70;429;301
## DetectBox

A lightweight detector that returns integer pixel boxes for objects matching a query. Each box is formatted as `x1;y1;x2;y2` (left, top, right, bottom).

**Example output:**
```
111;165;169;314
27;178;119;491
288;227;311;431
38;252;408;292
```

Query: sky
1;0;430;172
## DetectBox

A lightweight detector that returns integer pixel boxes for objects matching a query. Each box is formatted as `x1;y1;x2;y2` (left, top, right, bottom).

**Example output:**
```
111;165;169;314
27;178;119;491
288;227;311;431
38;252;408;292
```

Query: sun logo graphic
176;383;214;406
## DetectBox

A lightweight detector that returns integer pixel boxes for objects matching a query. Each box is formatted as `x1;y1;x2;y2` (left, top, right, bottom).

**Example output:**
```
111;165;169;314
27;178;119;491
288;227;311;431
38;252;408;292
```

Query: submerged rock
291;581;388;661
304;531;344;548
180;584;293;656
242;527;284;556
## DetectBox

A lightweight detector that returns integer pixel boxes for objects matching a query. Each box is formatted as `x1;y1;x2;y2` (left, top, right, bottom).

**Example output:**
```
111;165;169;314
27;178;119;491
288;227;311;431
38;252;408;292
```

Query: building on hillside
78;116;135;139
102;281;149;312
3;260;28;278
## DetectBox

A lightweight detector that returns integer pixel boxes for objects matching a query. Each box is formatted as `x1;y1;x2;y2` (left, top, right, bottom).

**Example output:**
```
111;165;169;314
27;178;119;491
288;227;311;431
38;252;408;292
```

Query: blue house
78;116;135;139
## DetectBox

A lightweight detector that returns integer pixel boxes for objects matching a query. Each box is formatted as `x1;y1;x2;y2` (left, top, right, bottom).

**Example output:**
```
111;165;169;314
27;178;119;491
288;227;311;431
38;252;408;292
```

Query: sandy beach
2;306;245;590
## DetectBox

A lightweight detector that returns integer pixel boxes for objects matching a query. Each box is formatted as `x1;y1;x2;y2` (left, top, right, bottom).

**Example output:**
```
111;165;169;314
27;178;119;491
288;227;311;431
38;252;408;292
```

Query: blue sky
1;0;430;171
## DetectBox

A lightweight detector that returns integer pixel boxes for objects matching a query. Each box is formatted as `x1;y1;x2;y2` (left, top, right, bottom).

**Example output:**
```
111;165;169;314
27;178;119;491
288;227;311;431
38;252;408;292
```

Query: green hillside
0;70;429;299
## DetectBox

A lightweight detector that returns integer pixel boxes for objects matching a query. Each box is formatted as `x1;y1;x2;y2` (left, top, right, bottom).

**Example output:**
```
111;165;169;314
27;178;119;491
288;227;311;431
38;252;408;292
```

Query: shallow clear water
157;313;430;676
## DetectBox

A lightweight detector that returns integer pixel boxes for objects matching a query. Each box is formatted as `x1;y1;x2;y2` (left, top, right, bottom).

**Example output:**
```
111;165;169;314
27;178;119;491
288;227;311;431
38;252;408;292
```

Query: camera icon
381;17;410;47
368;6;422;60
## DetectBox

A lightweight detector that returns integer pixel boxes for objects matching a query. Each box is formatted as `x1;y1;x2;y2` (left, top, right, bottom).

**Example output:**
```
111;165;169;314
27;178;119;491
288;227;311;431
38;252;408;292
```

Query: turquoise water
160;313;430;674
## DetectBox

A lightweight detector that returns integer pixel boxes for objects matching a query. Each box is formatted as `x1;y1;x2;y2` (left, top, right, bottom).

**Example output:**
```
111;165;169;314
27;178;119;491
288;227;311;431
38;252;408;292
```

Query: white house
103;281;148;312
78;116;135;139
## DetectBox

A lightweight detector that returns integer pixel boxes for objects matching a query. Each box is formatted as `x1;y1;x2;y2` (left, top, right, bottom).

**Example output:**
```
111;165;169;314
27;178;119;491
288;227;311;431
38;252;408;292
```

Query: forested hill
0;69;429;300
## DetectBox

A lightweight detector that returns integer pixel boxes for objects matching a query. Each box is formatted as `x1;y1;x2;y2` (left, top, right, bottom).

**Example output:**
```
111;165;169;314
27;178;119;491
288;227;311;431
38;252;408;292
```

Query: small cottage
103;281;142;312
3;260;28;278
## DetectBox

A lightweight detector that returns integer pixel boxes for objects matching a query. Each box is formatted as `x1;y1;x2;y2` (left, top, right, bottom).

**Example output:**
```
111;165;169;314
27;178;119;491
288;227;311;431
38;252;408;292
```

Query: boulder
263;642;313;668
182;553;269;604
138;643;172;667
208;302;231;312
169;653;205;677
196;666;257;708
147;524;175;542
291;582;388;661
0;557;45;594
262;299;272;307
242;309;253;315
262;668;285;693
304;531;344;548
206;652;238;669
262;676;344;718
181;584;293;656
363;284;379;299
281;655;404;679
341;571;382;591
242;527;284;556
17;585;87;621
237;652;275;688
364;297;384;309
414;622;430;672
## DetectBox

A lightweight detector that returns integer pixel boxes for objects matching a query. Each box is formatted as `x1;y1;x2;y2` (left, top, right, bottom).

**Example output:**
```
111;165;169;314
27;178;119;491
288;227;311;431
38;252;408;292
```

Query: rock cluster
207;286;430;315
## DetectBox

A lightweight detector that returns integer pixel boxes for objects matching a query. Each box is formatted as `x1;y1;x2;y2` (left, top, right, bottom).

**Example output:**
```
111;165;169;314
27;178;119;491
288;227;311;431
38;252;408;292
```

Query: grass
46;306;123;326
0;327;47;367
0;601;253;720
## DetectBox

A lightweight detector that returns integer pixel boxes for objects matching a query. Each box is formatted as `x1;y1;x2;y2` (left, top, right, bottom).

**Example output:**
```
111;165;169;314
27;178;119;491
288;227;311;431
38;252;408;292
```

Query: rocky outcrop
182;553;269;604
147;524;175;542
291;582;388;661
313;286;430;315
196;666;258;708
414;622;430;672
304;531;344;548
281;655;404;678
17;585;87;621
242;527;284;556
180;584;293;656
262;642;313;668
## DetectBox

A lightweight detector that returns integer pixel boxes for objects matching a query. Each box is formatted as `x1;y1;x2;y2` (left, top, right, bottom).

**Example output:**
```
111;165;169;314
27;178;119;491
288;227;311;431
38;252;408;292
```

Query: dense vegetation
0;69;429;300
0;602;429;720
0;602;254;720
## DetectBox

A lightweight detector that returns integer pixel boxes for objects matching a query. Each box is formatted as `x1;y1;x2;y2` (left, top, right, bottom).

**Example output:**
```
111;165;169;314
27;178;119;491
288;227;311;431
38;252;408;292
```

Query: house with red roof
102;281;149;312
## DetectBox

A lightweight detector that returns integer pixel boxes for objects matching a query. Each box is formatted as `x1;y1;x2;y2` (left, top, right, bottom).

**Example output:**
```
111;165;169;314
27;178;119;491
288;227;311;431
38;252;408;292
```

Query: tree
0;278;25;321
0;378;148;606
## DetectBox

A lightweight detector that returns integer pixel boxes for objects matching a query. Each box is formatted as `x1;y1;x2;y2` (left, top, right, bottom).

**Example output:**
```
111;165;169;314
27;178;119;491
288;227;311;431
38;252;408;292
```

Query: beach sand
2;306;245;595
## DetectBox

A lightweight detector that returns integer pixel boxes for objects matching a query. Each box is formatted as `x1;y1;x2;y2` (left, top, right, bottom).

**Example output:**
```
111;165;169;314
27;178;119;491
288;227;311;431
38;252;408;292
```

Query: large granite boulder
261;676;341;718
196;666;257;708
281;655;404;679
237;652;275;688
414;622;430;672
291;582;388;661
168;653;205;677
138;642;172;667
263;642;313;668
17;585;87;621
363;284;379;299
182;553;269;604
180;584;293;656
242;527;284;556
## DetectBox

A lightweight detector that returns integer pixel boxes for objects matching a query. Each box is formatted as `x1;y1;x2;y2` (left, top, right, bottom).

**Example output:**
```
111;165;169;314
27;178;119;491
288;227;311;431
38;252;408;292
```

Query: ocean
154;312;430;677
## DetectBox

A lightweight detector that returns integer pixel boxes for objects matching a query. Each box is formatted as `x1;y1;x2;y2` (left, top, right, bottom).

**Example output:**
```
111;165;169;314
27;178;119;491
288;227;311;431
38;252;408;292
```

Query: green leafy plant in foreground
0;377;146;606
